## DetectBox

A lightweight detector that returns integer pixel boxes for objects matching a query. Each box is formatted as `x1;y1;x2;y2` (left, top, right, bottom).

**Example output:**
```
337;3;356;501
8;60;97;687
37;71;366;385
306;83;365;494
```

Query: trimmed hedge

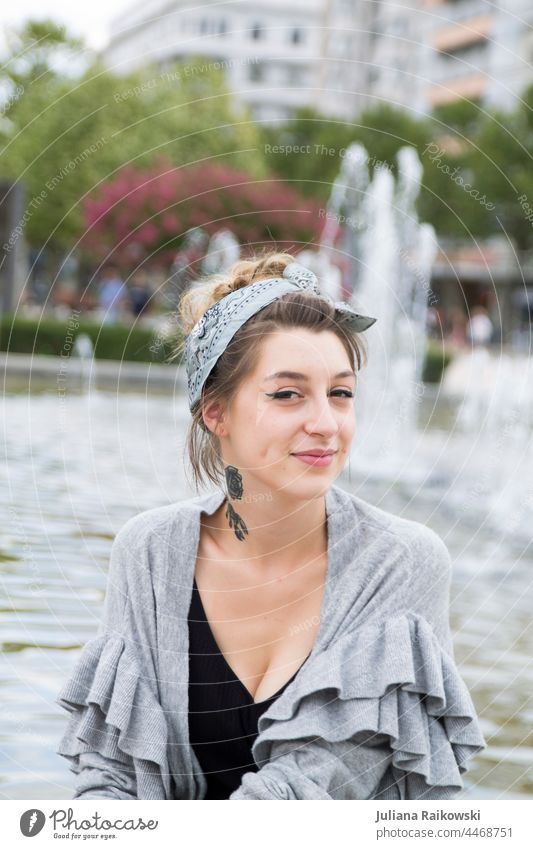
0;315;184;364
422;340;453;383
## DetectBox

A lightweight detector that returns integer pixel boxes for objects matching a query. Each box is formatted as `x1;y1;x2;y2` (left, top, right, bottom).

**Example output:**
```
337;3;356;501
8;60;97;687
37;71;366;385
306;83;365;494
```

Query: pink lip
291;452;336;467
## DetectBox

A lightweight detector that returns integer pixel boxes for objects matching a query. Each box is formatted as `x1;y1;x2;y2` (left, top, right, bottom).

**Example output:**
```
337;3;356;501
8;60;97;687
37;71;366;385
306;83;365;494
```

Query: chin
279;476;333;500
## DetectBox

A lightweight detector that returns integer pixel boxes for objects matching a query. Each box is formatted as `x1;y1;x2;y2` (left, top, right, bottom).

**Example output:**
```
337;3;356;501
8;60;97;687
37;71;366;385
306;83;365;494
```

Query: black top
188;577;309;799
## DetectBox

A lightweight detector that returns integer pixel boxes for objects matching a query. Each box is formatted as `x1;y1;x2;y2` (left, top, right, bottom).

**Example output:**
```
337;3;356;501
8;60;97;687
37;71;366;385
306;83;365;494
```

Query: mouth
291;450;337;457
291;451;337;467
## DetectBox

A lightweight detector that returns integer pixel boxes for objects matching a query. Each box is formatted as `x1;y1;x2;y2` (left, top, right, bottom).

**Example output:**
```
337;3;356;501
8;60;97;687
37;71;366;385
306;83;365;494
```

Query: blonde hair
168;249;368;492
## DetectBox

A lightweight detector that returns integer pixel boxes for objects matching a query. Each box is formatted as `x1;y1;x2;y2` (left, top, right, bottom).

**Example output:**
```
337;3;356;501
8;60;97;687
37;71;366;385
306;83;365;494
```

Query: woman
55;251;486;800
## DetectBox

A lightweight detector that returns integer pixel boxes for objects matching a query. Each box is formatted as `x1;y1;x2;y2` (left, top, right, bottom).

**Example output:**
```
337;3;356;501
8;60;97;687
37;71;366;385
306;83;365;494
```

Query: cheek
251;410;294;461
253;397;273;430
340;408;356;440
253;399;289;434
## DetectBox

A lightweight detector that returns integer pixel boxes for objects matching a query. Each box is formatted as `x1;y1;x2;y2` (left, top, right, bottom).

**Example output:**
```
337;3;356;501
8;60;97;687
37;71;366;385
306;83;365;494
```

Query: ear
202;399;227;438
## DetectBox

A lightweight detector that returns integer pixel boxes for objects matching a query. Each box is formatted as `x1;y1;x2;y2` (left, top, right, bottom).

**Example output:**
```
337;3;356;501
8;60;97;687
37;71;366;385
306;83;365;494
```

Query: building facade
102;1;533;122
423;0;533;112
103;0;373;123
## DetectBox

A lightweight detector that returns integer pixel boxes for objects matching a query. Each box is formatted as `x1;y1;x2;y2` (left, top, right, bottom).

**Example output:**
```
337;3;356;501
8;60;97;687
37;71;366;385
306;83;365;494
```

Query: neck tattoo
224;465;249;542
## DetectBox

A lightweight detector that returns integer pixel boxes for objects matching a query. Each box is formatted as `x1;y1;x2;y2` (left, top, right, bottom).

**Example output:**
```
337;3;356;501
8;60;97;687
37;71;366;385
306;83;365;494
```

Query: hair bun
177;250;296;335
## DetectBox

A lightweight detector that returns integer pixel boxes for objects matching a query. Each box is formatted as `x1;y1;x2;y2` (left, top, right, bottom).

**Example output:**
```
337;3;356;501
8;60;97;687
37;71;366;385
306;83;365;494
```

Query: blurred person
466;305;493;347
426;305;443;339
128;268;153;318
447;306;468;349
169;227;208;306
96;264;130;324
20;290;41;319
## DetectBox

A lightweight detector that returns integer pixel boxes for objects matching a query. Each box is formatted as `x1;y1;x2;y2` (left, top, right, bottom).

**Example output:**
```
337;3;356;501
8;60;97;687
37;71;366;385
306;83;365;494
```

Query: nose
303;396;340;436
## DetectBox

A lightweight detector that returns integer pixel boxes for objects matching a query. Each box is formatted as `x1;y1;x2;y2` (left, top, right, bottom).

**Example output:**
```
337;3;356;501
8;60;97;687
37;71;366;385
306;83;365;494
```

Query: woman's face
209;329;357;500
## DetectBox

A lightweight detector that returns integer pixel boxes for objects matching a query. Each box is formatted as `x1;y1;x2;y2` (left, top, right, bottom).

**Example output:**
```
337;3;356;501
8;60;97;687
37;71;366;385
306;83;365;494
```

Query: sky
0;0;135;54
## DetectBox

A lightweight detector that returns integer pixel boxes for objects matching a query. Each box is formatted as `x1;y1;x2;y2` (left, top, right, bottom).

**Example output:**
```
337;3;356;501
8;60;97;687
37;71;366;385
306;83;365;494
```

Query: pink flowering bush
81;156;322;267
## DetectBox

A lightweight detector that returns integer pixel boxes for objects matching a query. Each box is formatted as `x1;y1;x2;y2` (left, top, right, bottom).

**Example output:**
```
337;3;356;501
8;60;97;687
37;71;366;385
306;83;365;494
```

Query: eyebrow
264;370;356;382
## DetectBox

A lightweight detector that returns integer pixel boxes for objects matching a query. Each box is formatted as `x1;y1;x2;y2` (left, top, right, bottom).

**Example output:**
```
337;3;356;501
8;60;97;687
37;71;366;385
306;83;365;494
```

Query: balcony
432;13;493;53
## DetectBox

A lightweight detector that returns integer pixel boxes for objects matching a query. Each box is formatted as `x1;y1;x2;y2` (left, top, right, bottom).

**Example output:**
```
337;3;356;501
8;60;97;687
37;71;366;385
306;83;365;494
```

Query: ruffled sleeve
56;633;170;799
230;613;486;800
55;519;172;800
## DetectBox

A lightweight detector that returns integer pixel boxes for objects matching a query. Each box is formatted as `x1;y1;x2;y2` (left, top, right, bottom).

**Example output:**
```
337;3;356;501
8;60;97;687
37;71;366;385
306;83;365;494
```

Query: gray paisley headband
185;261;377;412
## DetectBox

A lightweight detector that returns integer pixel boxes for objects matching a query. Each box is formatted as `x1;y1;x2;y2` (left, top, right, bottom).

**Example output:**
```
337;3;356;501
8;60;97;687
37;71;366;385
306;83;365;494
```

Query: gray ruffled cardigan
55;483;486;800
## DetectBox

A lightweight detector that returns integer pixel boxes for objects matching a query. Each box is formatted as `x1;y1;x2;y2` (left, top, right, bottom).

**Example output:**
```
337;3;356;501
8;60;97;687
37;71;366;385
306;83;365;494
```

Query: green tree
259;100;521;245
260;103;433;200
0;20;265;253
260;106;355;197
430;100;485;140
464;93;533;250
0;19;84;119
260;103;474;236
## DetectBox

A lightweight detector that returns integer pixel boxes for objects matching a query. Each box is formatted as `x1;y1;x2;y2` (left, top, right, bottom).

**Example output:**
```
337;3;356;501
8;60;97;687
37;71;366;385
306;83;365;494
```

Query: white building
355;0;533;117
102;0;378;123
358;1;428;116
422;0;533;111
101;0;533;122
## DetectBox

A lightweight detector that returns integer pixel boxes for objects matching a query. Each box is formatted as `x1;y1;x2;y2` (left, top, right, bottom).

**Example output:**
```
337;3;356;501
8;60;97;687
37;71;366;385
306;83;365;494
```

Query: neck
208;488;328;571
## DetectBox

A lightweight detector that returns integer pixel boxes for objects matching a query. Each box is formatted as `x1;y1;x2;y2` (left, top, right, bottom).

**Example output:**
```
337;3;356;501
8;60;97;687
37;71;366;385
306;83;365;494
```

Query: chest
194;538;327;703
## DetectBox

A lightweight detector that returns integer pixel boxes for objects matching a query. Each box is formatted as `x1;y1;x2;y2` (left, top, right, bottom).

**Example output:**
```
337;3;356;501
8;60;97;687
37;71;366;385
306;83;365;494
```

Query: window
286;65;306;85
290;27;303;44
390;16;408;35
249;62;265;82
437;39;489;79
199;18;220;35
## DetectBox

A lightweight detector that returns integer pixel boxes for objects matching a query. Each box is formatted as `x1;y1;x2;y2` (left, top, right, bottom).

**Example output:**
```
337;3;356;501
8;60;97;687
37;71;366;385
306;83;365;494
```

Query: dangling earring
224;465;249;542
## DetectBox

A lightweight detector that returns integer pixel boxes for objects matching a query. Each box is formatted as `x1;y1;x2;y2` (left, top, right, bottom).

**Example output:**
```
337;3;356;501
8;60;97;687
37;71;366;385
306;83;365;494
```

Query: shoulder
330;484;453;646
330;483;452;580
112;502;182;549
110;489;223;561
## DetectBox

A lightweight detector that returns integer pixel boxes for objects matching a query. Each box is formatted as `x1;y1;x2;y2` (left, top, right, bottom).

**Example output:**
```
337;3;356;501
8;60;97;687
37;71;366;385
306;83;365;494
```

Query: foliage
81;157;323;267
422;340;454;383
0;314;181;362
0;19;265;252
259;97;533;249
0;18;84;95
261;103;431;194
461;93;533;250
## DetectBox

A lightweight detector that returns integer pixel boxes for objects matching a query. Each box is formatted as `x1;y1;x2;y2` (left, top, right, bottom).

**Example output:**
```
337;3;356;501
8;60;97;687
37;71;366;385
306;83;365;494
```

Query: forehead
252;329;352;377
